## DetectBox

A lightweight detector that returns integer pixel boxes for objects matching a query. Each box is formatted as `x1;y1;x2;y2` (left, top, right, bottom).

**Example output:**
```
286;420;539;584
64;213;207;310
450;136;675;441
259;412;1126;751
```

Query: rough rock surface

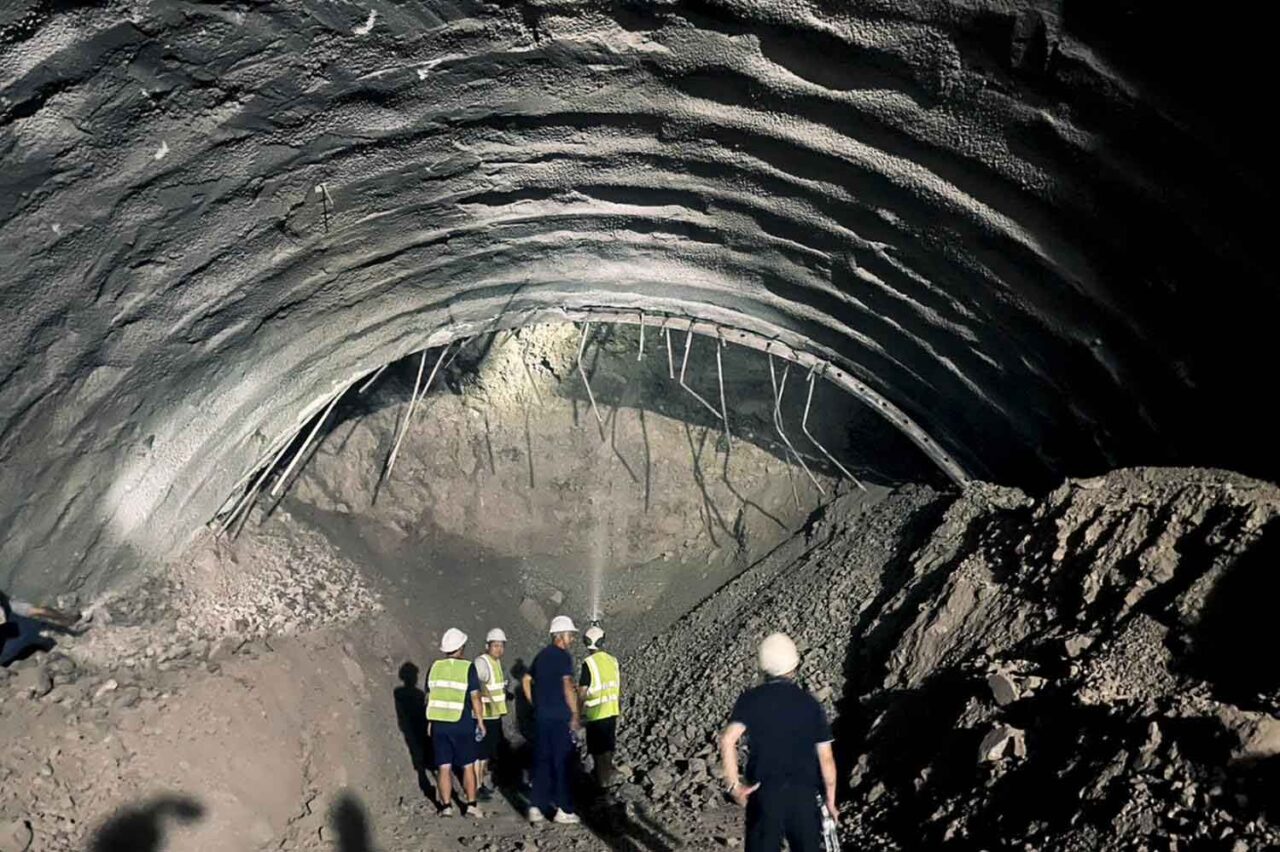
618;468;1280;850
3;0;1277;598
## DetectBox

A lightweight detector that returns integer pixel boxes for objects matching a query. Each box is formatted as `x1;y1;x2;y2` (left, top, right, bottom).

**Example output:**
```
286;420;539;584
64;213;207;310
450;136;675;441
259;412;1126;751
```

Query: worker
1;591;81;667
473;627;509;798
426;627;486;818
521;615;581;825
578;623;621;787
719;632;837;852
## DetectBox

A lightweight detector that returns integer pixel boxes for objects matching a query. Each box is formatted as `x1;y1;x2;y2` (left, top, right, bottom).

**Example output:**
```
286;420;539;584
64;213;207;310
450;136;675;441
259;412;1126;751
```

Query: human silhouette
329;793;374;852
392;661;433;798
88;795;204;852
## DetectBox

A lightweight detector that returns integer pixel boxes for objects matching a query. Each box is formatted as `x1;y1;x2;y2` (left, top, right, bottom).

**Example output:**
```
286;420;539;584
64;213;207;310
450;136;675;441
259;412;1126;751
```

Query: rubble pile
618;468;1280;850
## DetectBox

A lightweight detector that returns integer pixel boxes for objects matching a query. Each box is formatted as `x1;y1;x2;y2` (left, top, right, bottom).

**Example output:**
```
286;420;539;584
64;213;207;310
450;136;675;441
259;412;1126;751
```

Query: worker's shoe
553;810;581;825
527;807;546;824
465;801;483;819
438;804;455;817
477;784;494;801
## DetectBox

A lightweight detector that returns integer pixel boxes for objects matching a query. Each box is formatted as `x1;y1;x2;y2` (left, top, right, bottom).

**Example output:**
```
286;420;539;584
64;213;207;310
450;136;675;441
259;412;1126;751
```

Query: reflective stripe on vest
583;651;620;722
427;658;471;722
480;654;508;720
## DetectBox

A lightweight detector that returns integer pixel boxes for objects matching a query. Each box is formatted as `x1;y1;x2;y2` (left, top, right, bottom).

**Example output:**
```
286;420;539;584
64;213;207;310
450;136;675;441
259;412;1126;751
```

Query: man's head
584;624;605;651
549;615;578;649
398;661;419;686
485;627;507;659
758;632;799;678
440;627;468;658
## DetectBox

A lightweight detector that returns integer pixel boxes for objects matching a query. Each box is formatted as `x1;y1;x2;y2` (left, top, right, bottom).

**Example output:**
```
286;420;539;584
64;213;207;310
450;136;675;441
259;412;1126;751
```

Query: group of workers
422;614;836;852
423;614;619;824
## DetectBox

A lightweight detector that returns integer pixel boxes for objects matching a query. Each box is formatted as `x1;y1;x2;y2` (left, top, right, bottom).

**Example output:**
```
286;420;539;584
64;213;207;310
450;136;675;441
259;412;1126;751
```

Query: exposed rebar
664;324;675;380
219;429;298;536
679;329;724;421
384;343;450;481
803;365;867;491
715;331;731;447
768;352;824;495
357;364;387;395
577;322;606;439
270;384;348;497
637;311;645;361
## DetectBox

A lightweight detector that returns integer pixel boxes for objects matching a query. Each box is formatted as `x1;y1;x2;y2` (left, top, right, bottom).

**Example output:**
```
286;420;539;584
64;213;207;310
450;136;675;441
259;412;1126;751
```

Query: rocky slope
4;465;1276;851
616;468;1280;850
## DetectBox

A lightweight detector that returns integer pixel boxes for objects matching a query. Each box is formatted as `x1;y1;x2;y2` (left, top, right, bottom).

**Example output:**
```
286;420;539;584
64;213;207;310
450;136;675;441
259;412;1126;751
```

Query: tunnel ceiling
0;0;1275;595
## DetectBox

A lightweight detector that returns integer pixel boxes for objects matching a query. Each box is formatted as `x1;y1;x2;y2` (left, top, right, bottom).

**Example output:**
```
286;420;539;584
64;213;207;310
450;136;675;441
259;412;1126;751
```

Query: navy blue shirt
432;659;482;731
529;644;574;721
730;678;832;786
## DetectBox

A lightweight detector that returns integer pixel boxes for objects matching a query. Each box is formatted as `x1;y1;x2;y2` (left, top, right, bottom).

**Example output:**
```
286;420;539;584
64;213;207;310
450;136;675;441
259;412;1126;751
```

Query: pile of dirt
616;468;1280;850
5;461;1276;851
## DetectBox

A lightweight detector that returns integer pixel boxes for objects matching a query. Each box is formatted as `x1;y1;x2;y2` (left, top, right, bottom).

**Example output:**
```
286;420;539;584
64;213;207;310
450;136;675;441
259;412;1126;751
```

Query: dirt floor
1;325;893;851
2;329;1275;851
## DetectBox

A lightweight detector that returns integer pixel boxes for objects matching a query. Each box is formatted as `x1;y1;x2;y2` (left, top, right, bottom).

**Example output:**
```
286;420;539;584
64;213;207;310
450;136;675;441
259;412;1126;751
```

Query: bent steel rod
803;365;866;492
577;322;606;438
679;329;725;421
271;384;348;497
769;353;824;495
385;343;450;480
715;332;731;446
664;324;675;380
357;364;387;395
221;423;301;537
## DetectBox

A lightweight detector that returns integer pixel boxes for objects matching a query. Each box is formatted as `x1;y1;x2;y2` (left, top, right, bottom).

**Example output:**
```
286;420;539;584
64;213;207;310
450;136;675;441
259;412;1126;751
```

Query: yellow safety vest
480;654;508;720
426;658;471;723
583;651;621;722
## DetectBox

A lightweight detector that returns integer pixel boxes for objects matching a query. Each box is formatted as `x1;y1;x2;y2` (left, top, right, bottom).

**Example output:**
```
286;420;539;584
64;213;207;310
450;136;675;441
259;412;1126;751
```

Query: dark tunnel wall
0;0;1276;596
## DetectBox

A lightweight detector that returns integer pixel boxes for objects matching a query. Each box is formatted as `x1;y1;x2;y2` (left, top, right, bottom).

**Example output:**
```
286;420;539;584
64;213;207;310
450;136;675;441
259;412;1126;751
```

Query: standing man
426;627;486;818
578;624;621;787
473;627;510;798
719;633;837;852
521;615;582;825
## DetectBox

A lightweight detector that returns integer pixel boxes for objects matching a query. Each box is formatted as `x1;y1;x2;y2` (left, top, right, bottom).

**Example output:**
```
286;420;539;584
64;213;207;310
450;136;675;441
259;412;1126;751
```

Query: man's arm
817;741;837;816
522;673;534;705
719;722;758;807
21;602;81;631
562;676;580;731
471;689;486;736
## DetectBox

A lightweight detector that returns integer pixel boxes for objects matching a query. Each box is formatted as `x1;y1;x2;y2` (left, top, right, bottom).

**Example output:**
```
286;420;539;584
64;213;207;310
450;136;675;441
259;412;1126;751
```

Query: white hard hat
758;632;800;676
440;627;468;654
549;615;578;634
486;628;507;644
584;625;605;647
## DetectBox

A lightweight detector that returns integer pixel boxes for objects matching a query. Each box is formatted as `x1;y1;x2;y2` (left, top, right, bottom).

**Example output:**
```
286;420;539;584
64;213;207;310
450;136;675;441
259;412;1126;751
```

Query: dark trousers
585;716;617;756
531;717;575;814
0;615;53;666
745;782;822;852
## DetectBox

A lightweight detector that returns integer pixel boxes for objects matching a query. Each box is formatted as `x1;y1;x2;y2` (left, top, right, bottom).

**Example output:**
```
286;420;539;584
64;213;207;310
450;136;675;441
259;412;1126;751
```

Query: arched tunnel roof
1;0;1275;595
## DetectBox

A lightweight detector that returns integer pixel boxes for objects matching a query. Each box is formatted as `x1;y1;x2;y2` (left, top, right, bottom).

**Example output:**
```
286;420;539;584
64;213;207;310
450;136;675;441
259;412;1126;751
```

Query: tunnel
1;1;1278;851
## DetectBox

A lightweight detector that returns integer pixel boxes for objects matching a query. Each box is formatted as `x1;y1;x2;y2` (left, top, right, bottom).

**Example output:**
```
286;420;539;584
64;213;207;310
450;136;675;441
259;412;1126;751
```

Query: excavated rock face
0;1;1275;596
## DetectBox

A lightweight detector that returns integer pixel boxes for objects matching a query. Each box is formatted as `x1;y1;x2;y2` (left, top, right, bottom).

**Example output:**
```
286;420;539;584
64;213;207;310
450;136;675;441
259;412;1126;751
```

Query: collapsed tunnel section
1;0;1278;602
208;312;964;542
192;319;947;655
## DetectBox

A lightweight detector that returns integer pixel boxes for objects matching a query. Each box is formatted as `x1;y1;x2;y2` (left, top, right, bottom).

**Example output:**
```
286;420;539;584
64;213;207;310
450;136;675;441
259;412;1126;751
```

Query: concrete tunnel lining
2;0;1278;597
